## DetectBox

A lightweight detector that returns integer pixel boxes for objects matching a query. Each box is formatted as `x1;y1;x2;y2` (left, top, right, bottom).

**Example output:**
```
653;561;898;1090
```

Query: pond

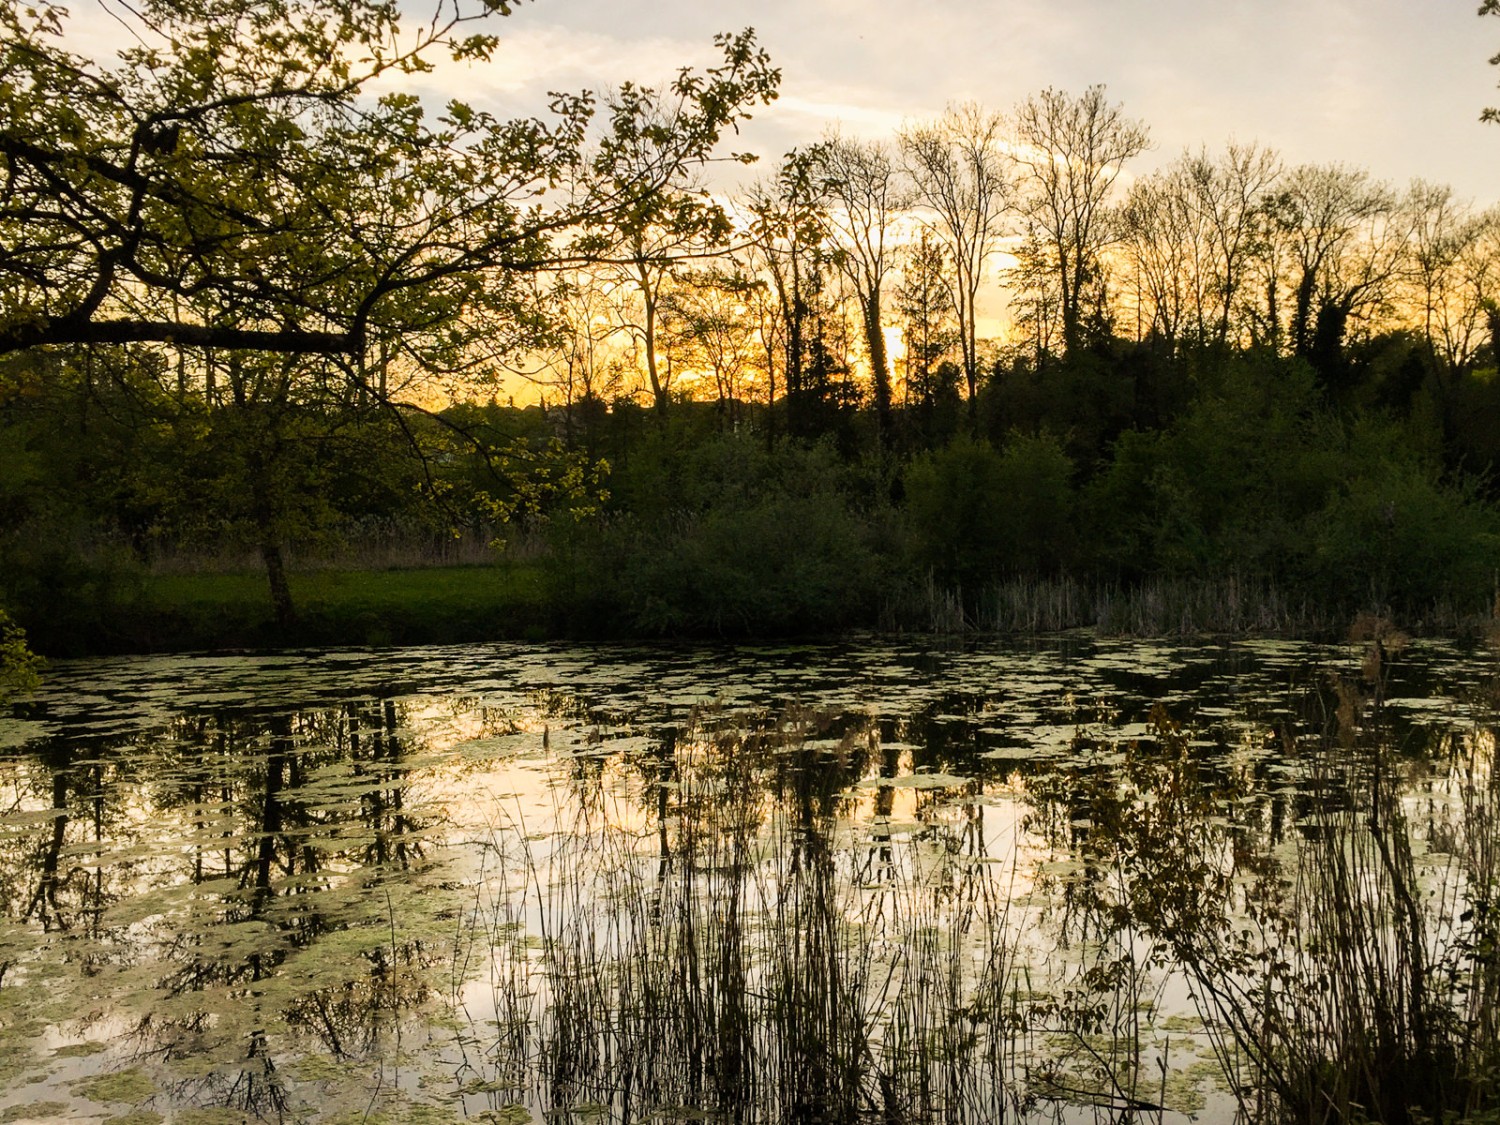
0;633;1496;1125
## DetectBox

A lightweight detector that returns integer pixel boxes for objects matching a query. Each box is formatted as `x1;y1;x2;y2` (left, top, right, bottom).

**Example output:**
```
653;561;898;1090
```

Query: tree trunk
641;273;669;418
260;542;296;632
863;290;892;446
1060;261;1080;355
1292;269;1318;357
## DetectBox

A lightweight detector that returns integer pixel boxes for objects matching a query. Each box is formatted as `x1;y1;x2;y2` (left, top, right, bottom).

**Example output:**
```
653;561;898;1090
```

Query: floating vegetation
0;637;1496;1122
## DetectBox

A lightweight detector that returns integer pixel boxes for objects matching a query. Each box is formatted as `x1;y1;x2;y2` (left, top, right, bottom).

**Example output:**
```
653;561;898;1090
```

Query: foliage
905;433;1076;588
556;433;882;635
0;0;779;366
0;608;41;702
1308;455;1500;608
1083;355;1327;579
1031;663;1500;1125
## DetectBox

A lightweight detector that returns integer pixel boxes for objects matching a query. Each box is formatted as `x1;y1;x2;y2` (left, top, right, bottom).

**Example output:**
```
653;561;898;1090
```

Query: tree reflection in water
0;639;1497;1124
0;698;457;1121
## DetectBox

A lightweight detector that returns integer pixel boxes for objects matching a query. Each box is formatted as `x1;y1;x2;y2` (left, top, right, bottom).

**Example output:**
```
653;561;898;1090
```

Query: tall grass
443;640;1500;1124
1037;636;1500;1125
886;574;1496;637
456;713;1064;1124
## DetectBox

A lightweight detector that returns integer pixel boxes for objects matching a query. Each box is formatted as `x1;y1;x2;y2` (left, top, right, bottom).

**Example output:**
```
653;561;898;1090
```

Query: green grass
125;563;554;652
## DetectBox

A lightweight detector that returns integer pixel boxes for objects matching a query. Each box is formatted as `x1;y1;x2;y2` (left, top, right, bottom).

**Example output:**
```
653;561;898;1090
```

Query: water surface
0;635;1492;1124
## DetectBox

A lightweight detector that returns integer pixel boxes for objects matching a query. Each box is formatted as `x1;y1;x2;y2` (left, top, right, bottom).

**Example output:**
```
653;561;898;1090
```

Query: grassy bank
17;560;1498;658
21;563;554;655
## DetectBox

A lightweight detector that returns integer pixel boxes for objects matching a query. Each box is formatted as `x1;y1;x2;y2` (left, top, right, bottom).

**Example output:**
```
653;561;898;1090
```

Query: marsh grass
451;712;1134;1124
1041;639;1500;1125
887;575;1496;638
1240;660;1500;1125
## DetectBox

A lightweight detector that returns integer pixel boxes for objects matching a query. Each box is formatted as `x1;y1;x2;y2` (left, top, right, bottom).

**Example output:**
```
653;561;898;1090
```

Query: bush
550;433;884;636
1308;463;1500;610
905;433;1075;587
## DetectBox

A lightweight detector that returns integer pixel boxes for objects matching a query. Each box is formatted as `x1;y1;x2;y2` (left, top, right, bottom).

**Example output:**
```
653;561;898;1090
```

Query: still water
0;635;1494;1124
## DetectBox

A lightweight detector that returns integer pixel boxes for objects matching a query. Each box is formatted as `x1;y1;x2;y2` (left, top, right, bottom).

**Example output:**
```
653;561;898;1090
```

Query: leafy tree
589;79;751;417
1;0;778;629
573;433;880;634
894;229;962;445
0;2;778;367
905;433;1074;587
0;608;41;702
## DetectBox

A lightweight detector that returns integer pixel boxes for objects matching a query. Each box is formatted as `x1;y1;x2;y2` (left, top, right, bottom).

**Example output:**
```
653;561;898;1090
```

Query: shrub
905;433;1075;587
550;433;884;636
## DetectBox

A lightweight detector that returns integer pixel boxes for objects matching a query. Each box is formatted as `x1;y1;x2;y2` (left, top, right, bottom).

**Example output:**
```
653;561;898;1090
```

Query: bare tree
1259;164;1398;359
660;268;762;423
1449;208;1500;370
1120;143;1281;353
521;270;633;437
900;103;1011;415
1011;85;1149;353
743;149;832;435
1195;144;1283;347
1120;170;1196;352
819;134;910;444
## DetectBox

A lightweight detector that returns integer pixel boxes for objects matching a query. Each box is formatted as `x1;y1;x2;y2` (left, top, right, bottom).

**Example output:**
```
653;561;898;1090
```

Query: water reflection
0;637;1495;1123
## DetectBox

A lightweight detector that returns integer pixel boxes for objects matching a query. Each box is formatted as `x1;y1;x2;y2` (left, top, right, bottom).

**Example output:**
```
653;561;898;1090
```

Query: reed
456;712;1071;1124
888;573;1497;638
1041;644;1500;1125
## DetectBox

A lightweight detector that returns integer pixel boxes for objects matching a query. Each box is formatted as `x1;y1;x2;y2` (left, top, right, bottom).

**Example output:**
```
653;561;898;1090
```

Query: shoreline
13;564;1495;659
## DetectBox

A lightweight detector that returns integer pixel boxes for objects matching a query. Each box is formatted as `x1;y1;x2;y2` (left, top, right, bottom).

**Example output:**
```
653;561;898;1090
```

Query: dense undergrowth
5;345;1500;655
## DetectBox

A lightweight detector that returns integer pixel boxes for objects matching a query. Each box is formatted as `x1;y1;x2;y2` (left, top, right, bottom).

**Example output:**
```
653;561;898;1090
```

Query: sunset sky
418;0;1500;203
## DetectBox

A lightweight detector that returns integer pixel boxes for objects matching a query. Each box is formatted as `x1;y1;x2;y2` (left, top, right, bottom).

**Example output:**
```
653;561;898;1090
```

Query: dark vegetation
4;329;1500;655
4;0;1500;660
12;633;1496;1125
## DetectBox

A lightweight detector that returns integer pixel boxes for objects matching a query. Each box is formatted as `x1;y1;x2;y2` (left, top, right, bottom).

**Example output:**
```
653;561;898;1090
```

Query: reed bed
451;715;1102;1125
1027;644;1500;1125
885;574;1495;638
445;643;1500;1125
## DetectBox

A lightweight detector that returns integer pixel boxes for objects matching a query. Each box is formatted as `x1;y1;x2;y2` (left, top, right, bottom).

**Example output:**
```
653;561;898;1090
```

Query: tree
0;608;41;702
1260;164;1397;363
519;269;630;439
1399;183;1500;373
1120;144;1281;353
894;228;960;443
744;149;832;436
1011;86;1149;354
1119;170;1195;352
818;134;908;444
1483;0;1500;123
0;1;777;369
659;268;762;423
1;0;778;627
587;76;755;418
900;102;1011;416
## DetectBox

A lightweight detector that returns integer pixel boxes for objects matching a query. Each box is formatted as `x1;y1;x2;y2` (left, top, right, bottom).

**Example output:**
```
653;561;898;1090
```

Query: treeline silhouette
5;89;1500;650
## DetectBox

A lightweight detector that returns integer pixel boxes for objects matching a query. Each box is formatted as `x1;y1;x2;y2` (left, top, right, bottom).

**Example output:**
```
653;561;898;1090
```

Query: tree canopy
0;0;779;374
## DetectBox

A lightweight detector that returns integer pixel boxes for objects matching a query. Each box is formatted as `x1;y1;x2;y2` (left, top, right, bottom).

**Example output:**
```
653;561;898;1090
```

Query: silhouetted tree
900;103;1011;418
1012;85;1149;354
819;134;909;446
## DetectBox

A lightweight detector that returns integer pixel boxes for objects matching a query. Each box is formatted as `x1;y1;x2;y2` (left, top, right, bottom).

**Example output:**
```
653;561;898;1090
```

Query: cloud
54;0;1500;202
